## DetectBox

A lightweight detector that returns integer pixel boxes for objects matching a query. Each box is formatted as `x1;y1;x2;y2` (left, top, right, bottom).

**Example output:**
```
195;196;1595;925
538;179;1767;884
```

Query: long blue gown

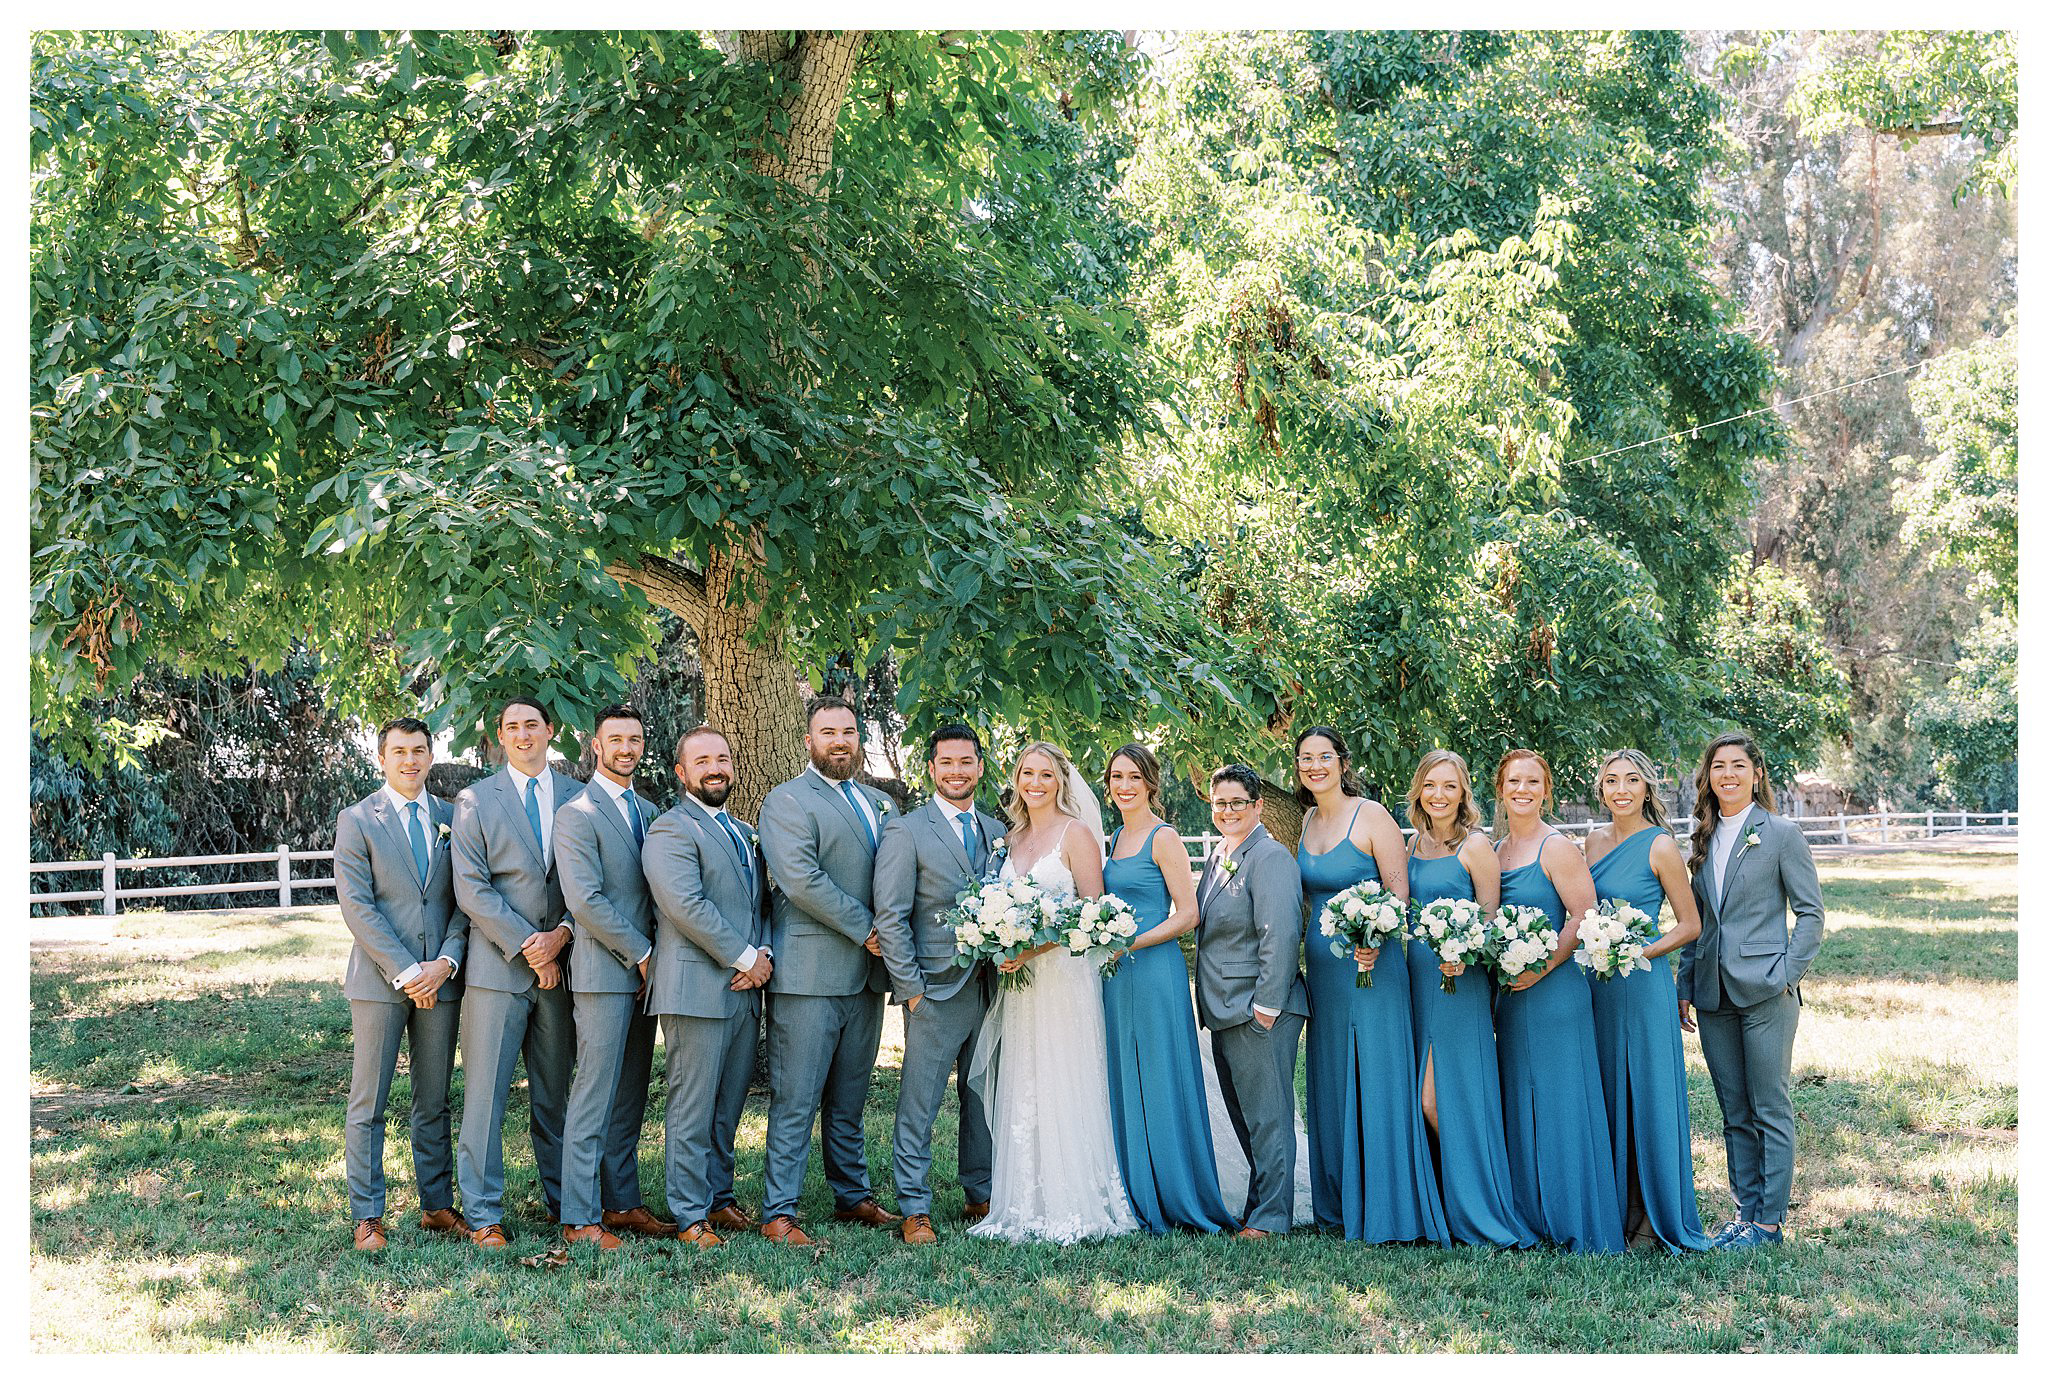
1407;848;1537;1248
1299;803;1447;1243
1495;834;1624;1254
1587;826;1714;1252
1101;823;1234;1234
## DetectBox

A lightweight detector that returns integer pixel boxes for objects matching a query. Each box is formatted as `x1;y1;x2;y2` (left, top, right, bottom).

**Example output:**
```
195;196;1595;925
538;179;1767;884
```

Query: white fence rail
29;809;2016;916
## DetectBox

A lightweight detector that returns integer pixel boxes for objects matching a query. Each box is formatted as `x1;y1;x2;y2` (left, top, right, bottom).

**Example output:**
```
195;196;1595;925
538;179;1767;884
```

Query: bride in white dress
967;741;1139;1244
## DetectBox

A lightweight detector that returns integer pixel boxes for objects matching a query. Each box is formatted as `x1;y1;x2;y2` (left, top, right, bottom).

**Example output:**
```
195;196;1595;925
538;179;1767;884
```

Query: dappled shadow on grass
1808;926;2015;984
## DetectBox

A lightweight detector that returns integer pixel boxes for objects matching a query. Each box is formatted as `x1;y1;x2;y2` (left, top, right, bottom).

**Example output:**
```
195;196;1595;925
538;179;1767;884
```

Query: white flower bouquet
1573;898;1671;981
1317;880;1406;988
1486;903;1561;986
945;876;1057;989
1055;893;1142;978
1411;896;1489;994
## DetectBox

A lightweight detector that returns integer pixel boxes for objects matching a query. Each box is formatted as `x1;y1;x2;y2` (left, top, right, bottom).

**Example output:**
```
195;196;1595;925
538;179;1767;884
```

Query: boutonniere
1220;857;1240;877
744;826;761;849
436;822;451;841
1741;826;1762;852
875;798;892;816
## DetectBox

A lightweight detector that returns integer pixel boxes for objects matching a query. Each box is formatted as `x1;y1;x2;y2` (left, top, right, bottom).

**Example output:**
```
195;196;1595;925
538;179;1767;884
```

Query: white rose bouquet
1486;903;1561;986
1055;893;1142;977
945;876;1056;989
1317;880;1406;988
1411;896;1489;994
1572;898;1670;981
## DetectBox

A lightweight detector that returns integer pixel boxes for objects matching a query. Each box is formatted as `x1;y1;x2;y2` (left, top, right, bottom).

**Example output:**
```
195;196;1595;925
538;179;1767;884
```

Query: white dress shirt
1710;804;1755;903
583;770;653;965
507;762;555;865
690;792;768;973
810;763;880;841
381;783;458;990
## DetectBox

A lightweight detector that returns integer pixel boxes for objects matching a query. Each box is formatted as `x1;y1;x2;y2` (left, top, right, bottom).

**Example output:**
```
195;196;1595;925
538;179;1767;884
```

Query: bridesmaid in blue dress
1492;748;1624;1254
1582;749;1713;1252
1403;750;1536;1249
1098;743;1234;1234
1295;726;1447;1244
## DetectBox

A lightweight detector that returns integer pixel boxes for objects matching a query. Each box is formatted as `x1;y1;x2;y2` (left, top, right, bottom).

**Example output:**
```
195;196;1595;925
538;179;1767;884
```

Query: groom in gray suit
871;723;1009;1245
644;725;774;1248
1193;764;1309;1239
553;705;676;1249
335;717;470;1251
451;695;584;1247
755;696;900;1245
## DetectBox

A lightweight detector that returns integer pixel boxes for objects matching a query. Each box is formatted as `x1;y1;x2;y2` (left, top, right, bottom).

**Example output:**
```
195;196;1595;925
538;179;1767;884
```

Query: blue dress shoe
1720;1222;1783;1251
1708;1219;1748;1247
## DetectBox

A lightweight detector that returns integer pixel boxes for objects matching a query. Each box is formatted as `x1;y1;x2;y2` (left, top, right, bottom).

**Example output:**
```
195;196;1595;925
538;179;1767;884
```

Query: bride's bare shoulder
1057;814;1103;859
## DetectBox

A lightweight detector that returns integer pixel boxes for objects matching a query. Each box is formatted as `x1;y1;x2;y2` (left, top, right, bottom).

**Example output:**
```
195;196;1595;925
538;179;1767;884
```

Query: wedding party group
338;692;1825;1259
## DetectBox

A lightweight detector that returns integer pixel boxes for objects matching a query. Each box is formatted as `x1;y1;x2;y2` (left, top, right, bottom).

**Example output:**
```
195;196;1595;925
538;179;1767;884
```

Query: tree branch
1877;119;1966;139
608;552;709;632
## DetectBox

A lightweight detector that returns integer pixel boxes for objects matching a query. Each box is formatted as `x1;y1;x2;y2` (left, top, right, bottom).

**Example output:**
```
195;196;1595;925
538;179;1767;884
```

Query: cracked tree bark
609;31;870;820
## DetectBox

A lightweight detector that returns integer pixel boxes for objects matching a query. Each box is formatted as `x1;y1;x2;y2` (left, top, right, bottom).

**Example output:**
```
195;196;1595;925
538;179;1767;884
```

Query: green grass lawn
28;846;2017;1351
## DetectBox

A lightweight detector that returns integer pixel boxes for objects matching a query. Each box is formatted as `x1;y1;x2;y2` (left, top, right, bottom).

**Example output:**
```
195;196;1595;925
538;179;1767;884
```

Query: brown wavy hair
1406;750;1483;848
1594;748;1673;832
1105;743;1165;816
1491;748;1555;836
1688;731;1774;871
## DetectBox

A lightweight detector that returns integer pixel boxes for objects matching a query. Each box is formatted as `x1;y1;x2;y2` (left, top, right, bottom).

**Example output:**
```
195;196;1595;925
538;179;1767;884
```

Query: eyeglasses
1295;752;1339;767
1210;799;1255;813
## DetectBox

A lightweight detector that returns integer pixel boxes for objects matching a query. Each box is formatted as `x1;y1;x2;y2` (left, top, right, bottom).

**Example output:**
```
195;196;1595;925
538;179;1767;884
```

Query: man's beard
603;755;641;782
809;744;857;781
692;778;733;807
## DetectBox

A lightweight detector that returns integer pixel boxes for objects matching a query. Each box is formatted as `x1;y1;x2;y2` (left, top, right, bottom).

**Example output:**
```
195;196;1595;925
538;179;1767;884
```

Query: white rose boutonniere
436;822;451;841
1220;856;1240;877
1743;826;1762;851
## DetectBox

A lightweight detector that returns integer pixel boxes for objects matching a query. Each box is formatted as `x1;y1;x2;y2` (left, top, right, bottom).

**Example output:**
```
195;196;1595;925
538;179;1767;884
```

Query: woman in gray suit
1678;731;1826;1251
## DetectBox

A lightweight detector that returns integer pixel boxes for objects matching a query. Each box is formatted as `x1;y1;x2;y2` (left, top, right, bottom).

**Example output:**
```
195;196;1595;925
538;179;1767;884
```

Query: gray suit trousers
660;1011;756;1227
1696;987;1800;1224
345;998;459;1219
456;981;575;1226
762;990;886;1220
560;990;657;1225
892;984;993;1217
1210;1013;1304;1233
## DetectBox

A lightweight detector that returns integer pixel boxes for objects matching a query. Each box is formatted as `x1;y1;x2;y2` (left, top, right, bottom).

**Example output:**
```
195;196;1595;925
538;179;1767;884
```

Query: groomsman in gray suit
1679;734;1826;1251
552;705;677;1250
871;723;1008;1245
644;725;774;1247
335;717;470;1251
1193;764;1309;1239
756;696;901;1245
451;695;584;1248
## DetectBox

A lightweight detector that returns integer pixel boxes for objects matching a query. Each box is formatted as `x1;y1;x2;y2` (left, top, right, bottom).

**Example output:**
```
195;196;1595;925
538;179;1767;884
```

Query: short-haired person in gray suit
870;723;1009;1245
1194;764;1310;1240
755;696;902;1245
336;717;471;1251
552;705;678;1250
644;725;774;1247
1678;730;1825;1252
451;695;585;1248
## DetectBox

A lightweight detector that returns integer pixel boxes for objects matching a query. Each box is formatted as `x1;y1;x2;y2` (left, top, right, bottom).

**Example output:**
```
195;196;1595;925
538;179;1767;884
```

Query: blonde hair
1491;748;1555;835
1002;740;1085;829
1406;749;1483;848
1594;748;1672;831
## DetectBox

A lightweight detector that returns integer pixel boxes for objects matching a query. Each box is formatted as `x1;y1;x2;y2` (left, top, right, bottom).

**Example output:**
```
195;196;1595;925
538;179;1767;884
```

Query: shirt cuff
1251;1003;1279;1019
638;945;653;967
393;962;422;989
438;953;459;977
732;945;759;973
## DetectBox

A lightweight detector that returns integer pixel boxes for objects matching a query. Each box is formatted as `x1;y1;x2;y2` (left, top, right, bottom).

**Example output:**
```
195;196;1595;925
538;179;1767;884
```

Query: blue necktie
407;801;430;886
716;810;754;888
524;776;544;857
622;788;645;846
842;780;878;851
958;811;984;871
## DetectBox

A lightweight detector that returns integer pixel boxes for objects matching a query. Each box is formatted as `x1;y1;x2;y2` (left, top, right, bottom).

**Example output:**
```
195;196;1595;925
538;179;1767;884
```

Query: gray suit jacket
1193;826;1310;1031
759;770;891;997
871;799;1010;1004
1680;808;1826;1011
555;779;654;995
335;789;466;1003
451;765;585;994
643;798;772;1020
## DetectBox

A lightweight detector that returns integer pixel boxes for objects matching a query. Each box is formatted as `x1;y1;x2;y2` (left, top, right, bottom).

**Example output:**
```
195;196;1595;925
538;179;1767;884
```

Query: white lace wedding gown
967;850;1140;1244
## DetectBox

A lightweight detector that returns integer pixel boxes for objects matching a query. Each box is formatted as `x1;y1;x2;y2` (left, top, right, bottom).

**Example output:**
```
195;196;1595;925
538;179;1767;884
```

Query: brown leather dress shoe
832;1197;903;1228
900;1213;937;1245
706;1203;754;1233
470;1223;511;1249
962;1200;990;1224
760;1215;816;1246
419;1207;471;1236
676;1221;724;1248
1234;1226;1275;1241
354;1217;388;1251
603;1205;679;1238
563;1224;624;1251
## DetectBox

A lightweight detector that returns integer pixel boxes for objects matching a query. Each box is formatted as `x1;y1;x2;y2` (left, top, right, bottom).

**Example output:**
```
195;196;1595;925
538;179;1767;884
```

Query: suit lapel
923;801;975;876
683;797;752;904
370;793;429;897
427;797;452;888
1719;807;1760;910
588;780;639;855
494;769;546;872
811;771;876;853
